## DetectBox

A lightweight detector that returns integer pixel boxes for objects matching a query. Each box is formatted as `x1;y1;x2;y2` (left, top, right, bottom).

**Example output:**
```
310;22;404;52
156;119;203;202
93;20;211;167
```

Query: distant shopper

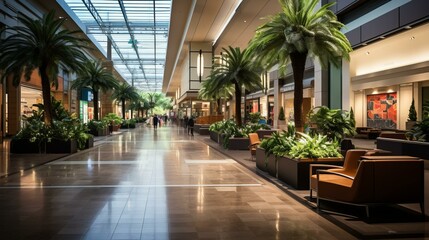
184;115;189;129
153;114;159;129
187;117;195;136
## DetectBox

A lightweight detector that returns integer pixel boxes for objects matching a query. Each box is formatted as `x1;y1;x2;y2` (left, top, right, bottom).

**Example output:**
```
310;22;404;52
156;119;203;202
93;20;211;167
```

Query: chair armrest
316;169;355;180
310;164;342;175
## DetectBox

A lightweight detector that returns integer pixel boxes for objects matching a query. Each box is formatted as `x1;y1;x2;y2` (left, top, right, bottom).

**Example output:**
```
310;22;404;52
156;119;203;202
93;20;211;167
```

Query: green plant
248;112;262;123
408;99;417;121
71;60;119;121
288;133;342;159
406;118;429;142
111;83;140;119
349;107;356;128
121;119;137;129
307;106;356;142
249;0;352;130
200;46;263;126
0;10;87;126
103;113;123;126
278;106;285;121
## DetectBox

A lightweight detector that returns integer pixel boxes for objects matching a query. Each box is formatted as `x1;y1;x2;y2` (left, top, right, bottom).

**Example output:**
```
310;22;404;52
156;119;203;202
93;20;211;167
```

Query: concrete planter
198;128;210;135
90;127;109;136
277;156;343;190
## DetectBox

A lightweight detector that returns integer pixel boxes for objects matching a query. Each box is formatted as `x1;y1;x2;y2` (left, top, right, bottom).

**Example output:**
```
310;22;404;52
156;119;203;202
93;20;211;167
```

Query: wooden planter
46;139;78;154
277;156;343;190
10;138;44;154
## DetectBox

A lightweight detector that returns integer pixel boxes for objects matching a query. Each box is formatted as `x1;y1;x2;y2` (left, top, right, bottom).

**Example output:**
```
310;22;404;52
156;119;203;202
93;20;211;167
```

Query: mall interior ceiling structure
162;0;281;97
50;0;281;94
61;0;171;92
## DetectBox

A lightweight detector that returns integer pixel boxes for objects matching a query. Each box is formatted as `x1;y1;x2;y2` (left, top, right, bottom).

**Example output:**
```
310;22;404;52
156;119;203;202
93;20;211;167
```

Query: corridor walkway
0;125;355;240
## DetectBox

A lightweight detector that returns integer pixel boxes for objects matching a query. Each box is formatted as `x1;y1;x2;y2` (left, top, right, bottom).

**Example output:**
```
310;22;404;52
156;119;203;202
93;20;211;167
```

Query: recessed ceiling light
243;20;247;23
410;36;415;40
366;51;370;55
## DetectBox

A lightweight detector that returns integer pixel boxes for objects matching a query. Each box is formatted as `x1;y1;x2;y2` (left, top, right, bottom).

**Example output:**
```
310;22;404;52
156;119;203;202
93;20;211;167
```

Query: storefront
349;23;429;130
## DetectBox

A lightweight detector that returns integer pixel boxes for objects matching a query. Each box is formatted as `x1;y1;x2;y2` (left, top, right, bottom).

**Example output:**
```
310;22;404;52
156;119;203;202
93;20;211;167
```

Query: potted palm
0;11;87;127
111;83;140;119
199;46;263;127
71;60;120;121
249;0;352;132
103;113;123;133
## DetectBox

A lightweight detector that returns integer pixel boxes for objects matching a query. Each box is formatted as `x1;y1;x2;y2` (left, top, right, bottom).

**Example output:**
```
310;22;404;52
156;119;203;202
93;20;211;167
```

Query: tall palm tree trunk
93;90;99;121
290;51;307;132
217;98;222;115
121;99;126;119
40;64;53;126
234;82;242;127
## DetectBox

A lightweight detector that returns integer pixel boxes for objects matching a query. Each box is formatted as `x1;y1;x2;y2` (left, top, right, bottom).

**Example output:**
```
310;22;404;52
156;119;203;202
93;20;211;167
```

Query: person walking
187;116;195;136
183;115;188;129
153;114;159;129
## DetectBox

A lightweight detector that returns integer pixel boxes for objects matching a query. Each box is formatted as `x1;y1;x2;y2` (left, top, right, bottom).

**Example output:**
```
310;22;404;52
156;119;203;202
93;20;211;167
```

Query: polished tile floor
0;126;357;240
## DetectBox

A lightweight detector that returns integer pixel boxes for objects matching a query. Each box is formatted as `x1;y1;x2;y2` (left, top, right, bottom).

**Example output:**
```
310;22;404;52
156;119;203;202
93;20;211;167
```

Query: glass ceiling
62;0;171;92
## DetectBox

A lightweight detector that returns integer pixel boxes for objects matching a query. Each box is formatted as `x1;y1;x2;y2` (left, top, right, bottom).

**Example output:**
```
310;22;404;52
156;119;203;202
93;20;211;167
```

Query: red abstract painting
367;93;397;129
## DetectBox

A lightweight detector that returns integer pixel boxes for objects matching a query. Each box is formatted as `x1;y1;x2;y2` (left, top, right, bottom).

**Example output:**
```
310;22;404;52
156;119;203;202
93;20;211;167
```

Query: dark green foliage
0;10;87;125
278;106;286;121
406;118;429;142
248;0;352;129
408;99;417;121
307;106;356;142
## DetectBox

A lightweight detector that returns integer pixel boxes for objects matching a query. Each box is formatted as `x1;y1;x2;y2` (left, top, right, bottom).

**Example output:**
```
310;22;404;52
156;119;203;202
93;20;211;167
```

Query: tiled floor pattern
0;126;356;240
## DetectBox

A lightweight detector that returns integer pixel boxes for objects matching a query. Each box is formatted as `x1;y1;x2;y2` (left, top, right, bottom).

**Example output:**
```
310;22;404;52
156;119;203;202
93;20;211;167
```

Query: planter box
199;128;210;135
256;147;267;171
10;138;44;153
377;137;429;160
84;136;94;149
46;139;78;154
255;147;278;175
195;124;210;133
90;127;109;136
227;137;250;150
277;156;343;190
209;131;220;143
256;129;278;140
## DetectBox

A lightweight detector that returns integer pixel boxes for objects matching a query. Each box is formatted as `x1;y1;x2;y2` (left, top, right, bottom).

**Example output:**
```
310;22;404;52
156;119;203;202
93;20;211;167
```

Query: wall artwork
367;92;397;129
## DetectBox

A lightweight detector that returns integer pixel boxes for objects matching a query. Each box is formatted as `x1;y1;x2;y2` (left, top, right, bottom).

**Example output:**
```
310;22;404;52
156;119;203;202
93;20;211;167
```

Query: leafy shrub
307;106;356;142
102;113;122;125
288;133;341;159
406;118;429;142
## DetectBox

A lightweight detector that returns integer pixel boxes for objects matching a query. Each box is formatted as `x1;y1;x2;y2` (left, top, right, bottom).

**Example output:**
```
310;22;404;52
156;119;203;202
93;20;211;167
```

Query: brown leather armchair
316;159;424;217
310;149;368;198
248;133;261;161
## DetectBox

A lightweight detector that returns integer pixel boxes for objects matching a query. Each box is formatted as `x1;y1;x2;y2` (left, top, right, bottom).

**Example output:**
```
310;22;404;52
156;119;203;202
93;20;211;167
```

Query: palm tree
145;92;172;115
199;74;234;115
0;11;87;126
202;46;262;126
111;83;140;119
248;0;352;130
71;60;119;121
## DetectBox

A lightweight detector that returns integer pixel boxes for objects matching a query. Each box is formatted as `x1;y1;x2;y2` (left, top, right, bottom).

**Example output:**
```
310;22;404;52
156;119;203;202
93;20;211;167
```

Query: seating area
315;159;424;217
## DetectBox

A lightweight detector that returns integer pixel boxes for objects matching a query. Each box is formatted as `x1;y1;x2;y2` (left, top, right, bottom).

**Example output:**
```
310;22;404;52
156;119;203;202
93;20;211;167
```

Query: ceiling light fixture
197;49;204;82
